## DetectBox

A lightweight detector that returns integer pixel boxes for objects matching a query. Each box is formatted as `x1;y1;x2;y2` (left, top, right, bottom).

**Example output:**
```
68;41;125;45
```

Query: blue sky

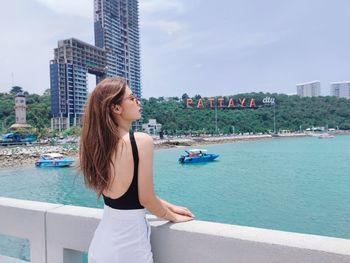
0;0;349;98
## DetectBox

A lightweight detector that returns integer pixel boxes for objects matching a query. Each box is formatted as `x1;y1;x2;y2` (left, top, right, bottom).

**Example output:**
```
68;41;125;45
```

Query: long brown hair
79;77;127;197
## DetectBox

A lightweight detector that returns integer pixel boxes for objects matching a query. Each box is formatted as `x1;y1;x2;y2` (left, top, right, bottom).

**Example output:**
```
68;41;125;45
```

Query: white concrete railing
1;197;350;263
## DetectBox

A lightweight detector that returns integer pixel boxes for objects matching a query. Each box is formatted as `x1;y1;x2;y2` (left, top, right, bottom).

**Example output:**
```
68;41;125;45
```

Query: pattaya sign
185;96;275;109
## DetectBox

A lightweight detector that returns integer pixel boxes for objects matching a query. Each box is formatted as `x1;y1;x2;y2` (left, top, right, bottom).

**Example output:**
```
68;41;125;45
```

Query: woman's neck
117;120;132;135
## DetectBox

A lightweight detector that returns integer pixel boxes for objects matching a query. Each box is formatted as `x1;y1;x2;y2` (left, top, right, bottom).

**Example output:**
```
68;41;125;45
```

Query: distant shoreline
153;133;306;149
1;132;349;168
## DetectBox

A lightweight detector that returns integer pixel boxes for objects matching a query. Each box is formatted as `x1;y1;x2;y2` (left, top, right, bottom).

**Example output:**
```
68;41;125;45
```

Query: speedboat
35;153;74;167
178;149;219;164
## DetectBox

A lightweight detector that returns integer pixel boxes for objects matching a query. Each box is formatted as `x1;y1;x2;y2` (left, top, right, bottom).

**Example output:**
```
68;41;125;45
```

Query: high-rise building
50;0;141;131
94;0;141;99
330;81;350;99
50;38;106;130
296;81;321;98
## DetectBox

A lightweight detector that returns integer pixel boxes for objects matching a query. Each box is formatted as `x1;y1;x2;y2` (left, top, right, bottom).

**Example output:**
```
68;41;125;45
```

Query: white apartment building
142;119;162;135
330;81;350;99
296;81;321;97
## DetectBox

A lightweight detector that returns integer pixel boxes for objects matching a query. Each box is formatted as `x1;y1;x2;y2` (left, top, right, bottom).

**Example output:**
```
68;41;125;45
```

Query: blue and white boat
35;153;74;168
178;149;219;164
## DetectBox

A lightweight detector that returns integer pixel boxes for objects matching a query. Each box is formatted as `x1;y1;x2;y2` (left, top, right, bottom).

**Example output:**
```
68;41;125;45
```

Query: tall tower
50;0;142;131
94;0;141;99
14;93;27;124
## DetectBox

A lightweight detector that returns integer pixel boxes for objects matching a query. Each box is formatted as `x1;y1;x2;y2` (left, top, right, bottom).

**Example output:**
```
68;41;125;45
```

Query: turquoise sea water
1;135;350;260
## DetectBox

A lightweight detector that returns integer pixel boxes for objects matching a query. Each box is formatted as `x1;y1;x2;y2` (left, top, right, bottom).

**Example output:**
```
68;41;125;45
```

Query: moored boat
178;149;219;164
35;153;74;167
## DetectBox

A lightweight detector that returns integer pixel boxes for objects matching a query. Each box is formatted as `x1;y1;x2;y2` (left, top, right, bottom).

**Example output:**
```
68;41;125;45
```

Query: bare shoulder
134;132;154;149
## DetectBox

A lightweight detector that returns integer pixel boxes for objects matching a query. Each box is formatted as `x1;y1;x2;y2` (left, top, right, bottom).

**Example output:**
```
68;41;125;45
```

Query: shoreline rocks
0;144;78;169
1;132;348;168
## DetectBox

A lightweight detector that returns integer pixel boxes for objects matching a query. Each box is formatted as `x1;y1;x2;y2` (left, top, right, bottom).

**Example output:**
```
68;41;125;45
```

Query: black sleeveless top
103;131;144;210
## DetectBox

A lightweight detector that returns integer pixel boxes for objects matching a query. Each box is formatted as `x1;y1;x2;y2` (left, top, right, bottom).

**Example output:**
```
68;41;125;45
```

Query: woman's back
103;132;135;199
102;131;144;210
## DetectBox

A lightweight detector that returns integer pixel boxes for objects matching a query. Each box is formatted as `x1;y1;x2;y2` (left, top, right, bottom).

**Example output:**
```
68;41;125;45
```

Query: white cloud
210;33;280;52
141;19;187;35
0;1;94;94
183;31;282;57
140;0;188;35
140;0;185;14
33;0;92;19
157;32;200;53
193;63;203;69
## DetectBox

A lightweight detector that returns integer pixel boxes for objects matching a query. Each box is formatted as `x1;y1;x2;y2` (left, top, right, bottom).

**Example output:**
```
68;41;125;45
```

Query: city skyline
1;0;350;98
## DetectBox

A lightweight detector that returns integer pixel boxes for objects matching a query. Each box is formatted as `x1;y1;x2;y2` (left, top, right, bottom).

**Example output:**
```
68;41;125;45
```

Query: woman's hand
171;213;194;223
168;204;194;218
159;199;195;223
168;204;195;223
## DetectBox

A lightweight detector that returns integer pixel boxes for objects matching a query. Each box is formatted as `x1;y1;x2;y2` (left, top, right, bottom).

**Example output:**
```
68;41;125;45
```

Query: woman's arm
136;133;193;223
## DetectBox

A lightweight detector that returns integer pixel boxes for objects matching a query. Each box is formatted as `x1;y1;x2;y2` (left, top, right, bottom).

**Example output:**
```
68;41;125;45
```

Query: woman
80;77;194;263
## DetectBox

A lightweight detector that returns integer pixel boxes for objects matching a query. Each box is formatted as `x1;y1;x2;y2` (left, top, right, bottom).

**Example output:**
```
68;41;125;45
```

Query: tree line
140;93;350;134
1;86;350;136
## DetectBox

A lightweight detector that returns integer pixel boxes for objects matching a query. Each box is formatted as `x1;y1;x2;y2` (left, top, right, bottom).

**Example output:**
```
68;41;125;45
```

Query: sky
0;0;349;98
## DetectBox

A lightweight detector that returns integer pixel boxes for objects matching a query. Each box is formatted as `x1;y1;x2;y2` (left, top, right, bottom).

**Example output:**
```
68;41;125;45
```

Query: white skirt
88;205;153;263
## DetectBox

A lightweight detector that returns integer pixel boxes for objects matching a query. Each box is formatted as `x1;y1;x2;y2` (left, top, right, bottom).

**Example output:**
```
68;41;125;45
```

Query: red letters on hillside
197;99;204;108
186;97;260;109
249;99;256;108
186;98;193;107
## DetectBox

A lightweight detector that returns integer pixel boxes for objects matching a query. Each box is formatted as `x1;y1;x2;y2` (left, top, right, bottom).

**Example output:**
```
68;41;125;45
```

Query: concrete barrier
0;197;63;263
1;197;350;263
0;255;27;263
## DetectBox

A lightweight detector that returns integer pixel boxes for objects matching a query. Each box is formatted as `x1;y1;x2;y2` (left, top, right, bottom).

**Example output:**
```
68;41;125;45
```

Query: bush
339;123;350;130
